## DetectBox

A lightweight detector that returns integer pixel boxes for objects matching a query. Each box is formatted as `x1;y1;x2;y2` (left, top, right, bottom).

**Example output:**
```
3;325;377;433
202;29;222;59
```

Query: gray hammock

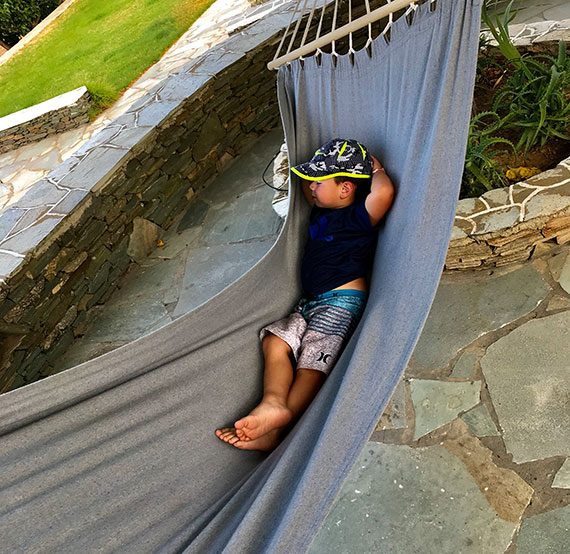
0;1;481;552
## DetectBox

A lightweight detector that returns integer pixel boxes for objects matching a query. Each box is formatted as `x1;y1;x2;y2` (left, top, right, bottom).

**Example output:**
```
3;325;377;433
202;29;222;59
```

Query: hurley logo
317;352;331;364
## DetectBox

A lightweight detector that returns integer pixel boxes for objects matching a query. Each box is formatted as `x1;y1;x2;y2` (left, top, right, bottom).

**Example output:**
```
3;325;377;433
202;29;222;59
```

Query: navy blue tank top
301;201;378;296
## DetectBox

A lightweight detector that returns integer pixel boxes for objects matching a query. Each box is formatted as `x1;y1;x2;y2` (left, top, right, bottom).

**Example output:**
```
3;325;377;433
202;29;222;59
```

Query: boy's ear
340;180;355;198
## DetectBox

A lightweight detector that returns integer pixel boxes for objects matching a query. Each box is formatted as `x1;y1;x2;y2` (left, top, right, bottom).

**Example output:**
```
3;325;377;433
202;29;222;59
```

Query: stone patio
1;0;569;552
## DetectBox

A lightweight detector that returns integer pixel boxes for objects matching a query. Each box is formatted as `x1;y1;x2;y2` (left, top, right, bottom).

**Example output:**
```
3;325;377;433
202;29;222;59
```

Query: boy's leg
286;368;326;421
216;334;295;446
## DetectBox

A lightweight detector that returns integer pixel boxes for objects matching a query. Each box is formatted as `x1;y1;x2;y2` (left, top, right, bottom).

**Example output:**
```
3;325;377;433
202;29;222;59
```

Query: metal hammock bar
268;0;423;70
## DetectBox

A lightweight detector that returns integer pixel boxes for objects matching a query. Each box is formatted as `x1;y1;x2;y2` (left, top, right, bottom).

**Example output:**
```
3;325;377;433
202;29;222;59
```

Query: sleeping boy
216;138;394;451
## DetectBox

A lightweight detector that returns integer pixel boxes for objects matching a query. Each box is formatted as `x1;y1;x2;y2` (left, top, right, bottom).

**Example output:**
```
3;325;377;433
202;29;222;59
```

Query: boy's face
309;178;351;208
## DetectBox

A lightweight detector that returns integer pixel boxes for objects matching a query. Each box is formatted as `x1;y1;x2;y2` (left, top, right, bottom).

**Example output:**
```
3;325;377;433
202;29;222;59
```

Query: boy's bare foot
215;427;282;451
233;400;292;441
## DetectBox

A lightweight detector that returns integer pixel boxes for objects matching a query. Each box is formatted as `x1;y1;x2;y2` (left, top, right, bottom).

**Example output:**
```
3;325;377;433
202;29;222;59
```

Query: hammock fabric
0;1;481;552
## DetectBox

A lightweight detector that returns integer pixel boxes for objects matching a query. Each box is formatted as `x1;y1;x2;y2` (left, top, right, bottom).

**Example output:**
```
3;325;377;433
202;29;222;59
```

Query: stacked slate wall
0;41;281;392
0;90;91;154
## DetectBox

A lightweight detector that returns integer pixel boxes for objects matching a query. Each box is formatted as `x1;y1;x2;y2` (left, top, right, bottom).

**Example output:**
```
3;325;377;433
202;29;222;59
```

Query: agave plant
482;0;570;152
482;0;525;73
462;111;515;198
492;42;570;152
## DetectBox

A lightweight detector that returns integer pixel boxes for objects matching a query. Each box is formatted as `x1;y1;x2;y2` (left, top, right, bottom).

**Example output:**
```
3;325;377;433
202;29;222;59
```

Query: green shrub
0;0;63;46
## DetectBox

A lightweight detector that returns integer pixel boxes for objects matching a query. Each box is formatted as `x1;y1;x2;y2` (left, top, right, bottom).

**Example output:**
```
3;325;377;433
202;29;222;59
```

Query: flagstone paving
315;249;570;553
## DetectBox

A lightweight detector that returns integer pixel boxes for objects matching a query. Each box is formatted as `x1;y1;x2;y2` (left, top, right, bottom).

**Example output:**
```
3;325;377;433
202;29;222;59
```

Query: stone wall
0;87;91;154
0;26;284;392
446;158;570;269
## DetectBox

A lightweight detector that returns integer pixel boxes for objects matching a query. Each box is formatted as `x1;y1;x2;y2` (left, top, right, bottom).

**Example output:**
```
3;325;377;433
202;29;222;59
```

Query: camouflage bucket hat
291;138;373;181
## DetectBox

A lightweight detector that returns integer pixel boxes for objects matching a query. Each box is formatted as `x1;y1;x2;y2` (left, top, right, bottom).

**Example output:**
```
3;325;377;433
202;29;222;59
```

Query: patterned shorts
259;290;367;375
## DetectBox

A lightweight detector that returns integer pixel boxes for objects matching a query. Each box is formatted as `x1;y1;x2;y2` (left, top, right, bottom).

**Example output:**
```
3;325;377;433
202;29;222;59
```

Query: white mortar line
479;197;491;210
468;203;522;219
508;184;514;205
520;188;542;221
532;21;561;43
517;176;570;190
0;249;25;258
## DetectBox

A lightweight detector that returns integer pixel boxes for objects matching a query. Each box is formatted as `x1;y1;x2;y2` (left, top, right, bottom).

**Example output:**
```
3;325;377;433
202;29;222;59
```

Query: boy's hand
371;155;384;174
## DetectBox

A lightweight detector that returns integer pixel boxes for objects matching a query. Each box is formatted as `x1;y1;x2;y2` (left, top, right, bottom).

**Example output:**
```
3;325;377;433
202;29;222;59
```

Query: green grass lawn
0;0;216;118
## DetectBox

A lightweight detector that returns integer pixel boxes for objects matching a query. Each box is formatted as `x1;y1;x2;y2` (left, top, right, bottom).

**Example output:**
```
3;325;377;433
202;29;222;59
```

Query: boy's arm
300;178;315;206
365;155;394;226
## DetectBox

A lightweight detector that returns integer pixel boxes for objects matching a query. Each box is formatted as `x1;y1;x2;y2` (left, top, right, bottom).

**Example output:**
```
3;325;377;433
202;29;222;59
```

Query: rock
552;459;570;489
127;217;163;263
443;420;533;523
409;379;480;439
309;442;519;554
481;311;570;463
516;505;570;554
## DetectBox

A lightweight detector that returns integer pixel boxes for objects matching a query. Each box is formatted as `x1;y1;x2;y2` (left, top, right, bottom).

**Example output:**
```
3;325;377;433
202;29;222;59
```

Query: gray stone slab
481;311;570;463
0;251;23;279
201;187;281;245
0;208;25;241
0;216;62;254
58;147;128;191
145;315;173;335
548;250;569;282
461;404;500;437
130;100;181;128
544;4;570;20
451;350;478;379
525;192;570;221
552;459;570;489
173;238;275;317
177;199;210;232
377;378;407;430
198;127;284;206
309;442;516;554
558;252;570;295
147;227;201;260
45;157;79;184
411;265;550;372
11;179;68;209
86;296;168;342
180;47;244;76
72;126;121;155
516;505;570;554
410;379;480;439
157;72;210;102
8;207;48;236
57;338;128;372
472;207;520;234
108;125;155;149
50;189;89;214
113;258;180;303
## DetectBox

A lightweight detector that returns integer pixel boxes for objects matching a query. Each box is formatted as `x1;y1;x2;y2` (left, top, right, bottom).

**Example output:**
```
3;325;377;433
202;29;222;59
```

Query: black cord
262;149;289;191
